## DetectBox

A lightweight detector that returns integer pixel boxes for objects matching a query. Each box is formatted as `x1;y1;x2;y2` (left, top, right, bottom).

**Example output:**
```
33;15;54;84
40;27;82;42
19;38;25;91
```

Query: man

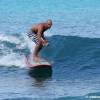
27;19;52;61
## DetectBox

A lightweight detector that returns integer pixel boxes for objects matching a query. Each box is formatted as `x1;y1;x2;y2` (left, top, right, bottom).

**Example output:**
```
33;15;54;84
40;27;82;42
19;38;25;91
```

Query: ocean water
0;0;100;100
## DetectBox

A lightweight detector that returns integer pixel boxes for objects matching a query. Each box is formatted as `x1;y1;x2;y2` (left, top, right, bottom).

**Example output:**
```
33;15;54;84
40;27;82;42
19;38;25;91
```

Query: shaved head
46;19;52;28
47;19;52;24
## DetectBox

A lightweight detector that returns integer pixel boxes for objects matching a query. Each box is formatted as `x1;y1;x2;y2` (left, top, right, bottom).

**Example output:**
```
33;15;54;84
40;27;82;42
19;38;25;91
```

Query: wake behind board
25;55;52;68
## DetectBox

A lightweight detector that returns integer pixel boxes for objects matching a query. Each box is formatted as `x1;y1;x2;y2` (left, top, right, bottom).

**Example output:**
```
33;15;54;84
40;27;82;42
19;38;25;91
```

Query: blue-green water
0;0;100;100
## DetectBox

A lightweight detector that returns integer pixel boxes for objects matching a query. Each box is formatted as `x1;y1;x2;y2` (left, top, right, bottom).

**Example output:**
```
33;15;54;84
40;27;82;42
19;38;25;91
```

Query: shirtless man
27;19;52;61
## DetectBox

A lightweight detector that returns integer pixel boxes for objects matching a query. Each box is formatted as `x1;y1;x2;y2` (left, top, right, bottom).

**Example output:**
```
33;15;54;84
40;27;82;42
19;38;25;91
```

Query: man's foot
33;55;40;62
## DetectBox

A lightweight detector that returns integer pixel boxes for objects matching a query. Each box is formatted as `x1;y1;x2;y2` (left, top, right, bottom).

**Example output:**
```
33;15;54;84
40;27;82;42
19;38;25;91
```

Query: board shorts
27;31;39;45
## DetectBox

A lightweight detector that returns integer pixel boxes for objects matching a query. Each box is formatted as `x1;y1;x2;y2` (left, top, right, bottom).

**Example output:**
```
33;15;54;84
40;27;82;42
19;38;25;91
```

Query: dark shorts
27;31;39;45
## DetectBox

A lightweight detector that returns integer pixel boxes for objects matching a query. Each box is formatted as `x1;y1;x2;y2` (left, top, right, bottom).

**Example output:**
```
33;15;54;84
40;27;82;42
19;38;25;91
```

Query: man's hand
41;39;49;46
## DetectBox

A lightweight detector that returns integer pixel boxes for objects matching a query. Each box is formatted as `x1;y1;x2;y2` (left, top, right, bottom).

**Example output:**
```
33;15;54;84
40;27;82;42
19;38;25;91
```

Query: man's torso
31;23;48;34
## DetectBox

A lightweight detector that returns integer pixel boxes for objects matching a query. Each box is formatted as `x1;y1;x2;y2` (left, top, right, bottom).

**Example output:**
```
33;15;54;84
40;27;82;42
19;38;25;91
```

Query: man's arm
37;26;43;42
37;25;48;46
41;34;48;46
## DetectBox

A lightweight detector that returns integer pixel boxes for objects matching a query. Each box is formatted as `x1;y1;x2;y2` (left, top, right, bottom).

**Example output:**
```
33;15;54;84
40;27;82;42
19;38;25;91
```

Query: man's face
48;23;52;29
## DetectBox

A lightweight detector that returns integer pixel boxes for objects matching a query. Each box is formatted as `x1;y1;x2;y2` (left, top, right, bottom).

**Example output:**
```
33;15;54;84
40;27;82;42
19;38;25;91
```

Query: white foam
0;33;20;44
0;33;37;68
0;53;26;68
22;33;35;53
0;32;53;68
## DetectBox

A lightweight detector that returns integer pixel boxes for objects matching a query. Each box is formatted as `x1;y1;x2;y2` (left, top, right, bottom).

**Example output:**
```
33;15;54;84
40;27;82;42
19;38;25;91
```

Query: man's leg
33;42;43;61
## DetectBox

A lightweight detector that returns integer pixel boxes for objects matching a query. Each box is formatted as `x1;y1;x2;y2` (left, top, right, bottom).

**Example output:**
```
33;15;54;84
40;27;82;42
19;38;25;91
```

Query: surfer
27;19;52;61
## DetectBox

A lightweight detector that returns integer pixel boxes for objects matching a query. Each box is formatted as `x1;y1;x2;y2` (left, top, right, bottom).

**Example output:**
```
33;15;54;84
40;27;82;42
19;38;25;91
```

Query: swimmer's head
46;19;52;28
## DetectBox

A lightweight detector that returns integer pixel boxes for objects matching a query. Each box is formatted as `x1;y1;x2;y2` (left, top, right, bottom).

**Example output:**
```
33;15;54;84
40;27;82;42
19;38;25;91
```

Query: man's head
46;19;52;28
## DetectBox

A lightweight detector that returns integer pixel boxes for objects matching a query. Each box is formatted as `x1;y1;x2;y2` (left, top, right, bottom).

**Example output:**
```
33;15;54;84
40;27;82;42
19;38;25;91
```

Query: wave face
41;35;100;79
42;35;100;65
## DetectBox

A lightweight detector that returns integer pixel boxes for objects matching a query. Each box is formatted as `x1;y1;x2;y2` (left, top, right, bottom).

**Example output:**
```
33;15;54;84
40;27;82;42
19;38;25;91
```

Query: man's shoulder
37;23;45;28
32;23;45;31
38;22;45;26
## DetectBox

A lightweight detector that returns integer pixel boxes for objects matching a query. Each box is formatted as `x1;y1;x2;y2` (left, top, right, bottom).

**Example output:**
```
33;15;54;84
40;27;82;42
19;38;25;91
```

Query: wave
0;33;29;68
0;34;100;99
41;35;100;78
0;33;100;72
42;35;100;59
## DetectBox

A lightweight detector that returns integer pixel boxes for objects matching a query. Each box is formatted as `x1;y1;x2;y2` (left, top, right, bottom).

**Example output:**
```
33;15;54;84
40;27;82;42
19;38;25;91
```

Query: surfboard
25;55;52;68
25;55;52;78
